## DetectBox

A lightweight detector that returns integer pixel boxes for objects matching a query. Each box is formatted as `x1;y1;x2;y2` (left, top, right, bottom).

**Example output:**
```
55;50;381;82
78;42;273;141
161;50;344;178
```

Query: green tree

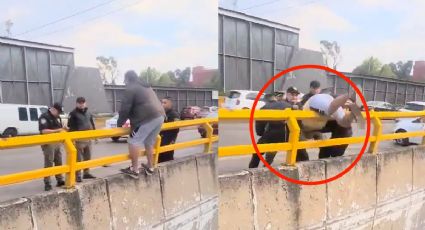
96;56;118;84
157;71;176;87
389;61;414;79
320;40;341;69
140;67;161;85
353;57;383;76
174;67;191;87
379;64;397;78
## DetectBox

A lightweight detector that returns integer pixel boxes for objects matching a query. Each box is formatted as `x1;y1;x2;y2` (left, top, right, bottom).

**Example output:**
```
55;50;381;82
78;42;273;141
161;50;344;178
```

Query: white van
0;104;48;137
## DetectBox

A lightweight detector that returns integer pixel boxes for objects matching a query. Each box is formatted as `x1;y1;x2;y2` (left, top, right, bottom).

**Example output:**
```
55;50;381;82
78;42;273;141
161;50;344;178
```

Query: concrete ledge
106;173;164;229
251;167;299;229
219;171;254;230
30;189;83;230
196;153;219;201
76;179;112;230
377;149;413;203
325;154;377;221
297;160;327;229
413;146;425;190
159;155;201;218
0;198;33;230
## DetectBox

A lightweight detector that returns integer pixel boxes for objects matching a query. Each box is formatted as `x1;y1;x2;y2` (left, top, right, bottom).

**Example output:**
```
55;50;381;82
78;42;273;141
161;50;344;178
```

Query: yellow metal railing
0;118;218;187
218;108;425;165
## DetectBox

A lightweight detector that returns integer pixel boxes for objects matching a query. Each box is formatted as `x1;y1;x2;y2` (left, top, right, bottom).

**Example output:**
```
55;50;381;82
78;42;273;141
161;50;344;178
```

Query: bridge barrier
0;118;218;188
0;153;219;230
218;147;425;229
218;109;425;165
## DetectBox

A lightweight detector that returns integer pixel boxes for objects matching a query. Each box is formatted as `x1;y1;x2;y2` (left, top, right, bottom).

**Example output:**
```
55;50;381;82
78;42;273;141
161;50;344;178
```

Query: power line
241;0;284;11
34;0;143;39
253;0;324;16
16;0;118;36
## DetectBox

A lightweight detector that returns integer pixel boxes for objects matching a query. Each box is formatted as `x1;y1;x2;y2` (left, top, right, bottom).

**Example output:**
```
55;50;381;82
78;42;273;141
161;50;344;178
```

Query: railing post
64;139;77;188
286;116;300;166
154;135;162;167
368;111;381;154
203;122;214;154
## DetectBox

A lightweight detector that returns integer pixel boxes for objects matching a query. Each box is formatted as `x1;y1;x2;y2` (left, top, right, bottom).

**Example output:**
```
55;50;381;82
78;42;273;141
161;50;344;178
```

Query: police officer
248;93;291;168
67;97;96;182
39;103;66;191
301;80;321;106
264;87;310;164
158;96;180;163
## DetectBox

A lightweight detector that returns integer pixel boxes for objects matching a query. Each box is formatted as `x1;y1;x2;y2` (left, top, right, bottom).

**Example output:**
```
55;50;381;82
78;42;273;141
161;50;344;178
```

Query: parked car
223;90;266;110
197;109;218;138
105;114;130;142
180;106;201;120
0;103;48;137
362;101;398;111
394;101;425;146
199;106;218;118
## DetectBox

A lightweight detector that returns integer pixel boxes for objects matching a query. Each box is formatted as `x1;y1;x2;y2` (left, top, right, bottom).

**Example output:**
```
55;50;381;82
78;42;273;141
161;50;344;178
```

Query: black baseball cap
310;80;321;89
76;97;86;103
286;86;300;95
52;102;63;113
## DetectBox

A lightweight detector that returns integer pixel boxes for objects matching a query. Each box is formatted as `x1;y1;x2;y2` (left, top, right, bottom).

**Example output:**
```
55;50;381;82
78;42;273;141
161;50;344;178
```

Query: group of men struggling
39;71;181;189
249;80;363;168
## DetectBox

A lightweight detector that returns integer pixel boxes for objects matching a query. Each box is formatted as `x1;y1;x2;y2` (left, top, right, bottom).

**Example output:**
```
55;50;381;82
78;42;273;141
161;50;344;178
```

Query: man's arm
39;117;63;134
67;112;77;131
90;114;96;130
117;88;134;127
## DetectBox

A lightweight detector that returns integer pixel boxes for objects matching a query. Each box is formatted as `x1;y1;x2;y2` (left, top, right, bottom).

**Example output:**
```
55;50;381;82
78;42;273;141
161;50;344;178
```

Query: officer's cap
52;102;63;113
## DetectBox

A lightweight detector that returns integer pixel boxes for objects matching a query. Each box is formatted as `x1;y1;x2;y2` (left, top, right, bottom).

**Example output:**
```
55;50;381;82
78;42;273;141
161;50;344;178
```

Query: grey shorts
128;116;164;148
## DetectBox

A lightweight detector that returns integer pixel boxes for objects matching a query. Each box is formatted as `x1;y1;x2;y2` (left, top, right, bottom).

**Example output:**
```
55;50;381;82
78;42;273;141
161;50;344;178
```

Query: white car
0;103;48;136
223;90;266;110
105;114;130;142
394;101;425;146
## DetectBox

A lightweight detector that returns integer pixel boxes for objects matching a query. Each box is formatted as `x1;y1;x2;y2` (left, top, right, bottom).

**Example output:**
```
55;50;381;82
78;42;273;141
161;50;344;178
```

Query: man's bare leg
328;94;349;115
129;144;140;172
145;146;154;169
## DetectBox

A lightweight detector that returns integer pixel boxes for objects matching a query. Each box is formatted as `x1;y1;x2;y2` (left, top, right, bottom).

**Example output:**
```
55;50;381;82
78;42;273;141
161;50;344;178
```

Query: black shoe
45;184;52;191
120;167;139;179
141;163;154;176
83;173;96;179
56;180;65;187
76;176;82;183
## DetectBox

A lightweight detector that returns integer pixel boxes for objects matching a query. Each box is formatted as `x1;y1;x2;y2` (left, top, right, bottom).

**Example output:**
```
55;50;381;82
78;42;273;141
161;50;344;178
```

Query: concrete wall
0;153;218;230
219;147;425;229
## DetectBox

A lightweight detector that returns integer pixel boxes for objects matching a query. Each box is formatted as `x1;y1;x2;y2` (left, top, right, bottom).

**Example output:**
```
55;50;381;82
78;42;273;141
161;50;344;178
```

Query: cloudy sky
220;0;425;72
1;0;217;83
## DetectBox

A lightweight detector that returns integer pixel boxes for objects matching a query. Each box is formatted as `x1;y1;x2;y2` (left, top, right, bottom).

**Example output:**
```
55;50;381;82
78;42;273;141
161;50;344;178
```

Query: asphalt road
0;120;409;202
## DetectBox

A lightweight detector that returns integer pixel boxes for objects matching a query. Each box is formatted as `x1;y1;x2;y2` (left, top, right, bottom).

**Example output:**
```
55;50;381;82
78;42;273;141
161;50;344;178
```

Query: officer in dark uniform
264;87;310;165
39;103;66;191
158;96;180;163
301;80;321;106
249;93;291;168
67;97;96;182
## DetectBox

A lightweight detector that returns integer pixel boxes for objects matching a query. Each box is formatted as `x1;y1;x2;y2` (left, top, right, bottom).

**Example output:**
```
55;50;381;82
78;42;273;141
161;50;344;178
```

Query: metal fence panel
236;20;249;57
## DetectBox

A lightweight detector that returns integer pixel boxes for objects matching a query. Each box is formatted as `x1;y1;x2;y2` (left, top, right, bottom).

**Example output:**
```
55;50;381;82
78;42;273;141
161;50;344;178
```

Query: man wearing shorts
302;93;362;158
118;70;165;178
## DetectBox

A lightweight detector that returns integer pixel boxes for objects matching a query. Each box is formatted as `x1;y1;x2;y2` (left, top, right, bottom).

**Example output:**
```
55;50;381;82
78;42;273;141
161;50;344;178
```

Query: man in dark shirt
67;97;96;182
248;94;291;168
301;80;321;106
39;103;66;191
264;87;310;165
158;97;180;163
